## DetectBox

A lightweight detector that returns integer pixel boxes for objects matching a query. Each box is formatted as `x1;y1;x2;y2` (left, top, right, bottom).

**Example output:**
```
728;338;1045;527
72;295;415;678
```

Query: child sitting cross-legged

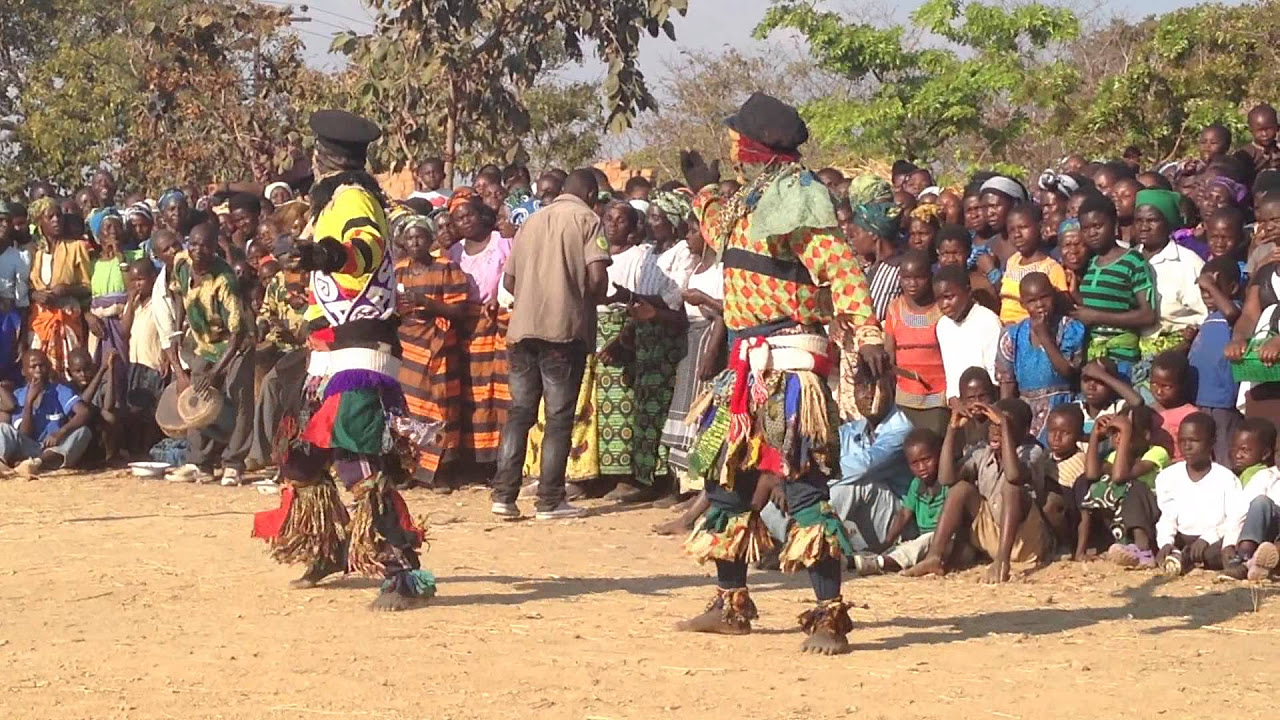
904;398;1052;583
1155;412;1238;576
1044;404;1087;549
1219;419;1280;581
850;428;948;575
1079;405;1169;566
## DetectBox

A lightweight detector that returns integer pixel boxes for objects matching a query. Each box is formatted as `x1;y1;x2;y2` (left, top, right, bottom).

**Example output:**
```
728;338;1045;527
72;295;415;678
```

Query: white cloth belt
328;346;401;379
742;333;829;374
307;350;331;377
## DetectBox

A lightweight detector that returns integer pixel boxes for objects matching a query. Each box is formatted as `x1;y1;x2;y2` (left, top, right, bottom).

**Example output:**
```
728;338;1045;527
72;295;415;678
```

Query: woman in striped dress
395;215;468;490
447;197;513;474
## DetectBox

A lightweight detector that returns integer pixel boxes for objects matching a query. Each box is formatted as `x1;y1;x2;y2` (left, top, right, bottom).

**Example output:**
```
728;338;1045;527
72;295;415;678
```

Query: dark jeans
491;339;587;511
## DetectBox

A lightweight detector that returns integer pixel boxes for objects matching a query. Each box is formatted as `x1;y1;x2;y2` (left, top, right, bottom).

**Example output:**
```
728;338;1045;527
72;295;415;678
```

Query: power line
257;0;374;28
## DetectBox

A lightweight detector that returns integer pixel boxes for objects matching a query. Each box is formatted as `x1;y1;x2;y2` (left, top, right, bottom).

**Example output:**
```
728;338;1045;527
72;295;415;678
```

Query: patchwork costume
680;93;883;647
253;110;437;606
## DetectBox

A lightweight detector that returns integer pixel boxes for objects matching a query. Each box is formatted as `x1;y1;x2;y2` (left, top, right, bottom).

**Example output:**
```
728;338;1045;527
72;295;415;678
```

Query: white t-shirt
683;263;723;320
602;244;681;311
1154;461;1237;548
935;303;1002;399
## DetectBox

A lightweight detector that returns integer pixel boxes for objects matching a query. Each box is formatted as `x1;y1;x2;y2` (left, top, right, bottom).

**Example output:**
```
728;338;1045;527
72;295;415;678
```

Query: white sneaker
220;468;243;487
491;502;521;519
536;502;586;521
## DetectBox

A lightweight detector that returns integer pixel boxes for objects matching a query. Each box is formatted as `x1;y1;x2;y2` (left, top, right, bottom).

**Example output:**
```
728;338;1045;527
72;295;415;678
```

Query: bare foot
980;560;1011;584
902;556;946;577
288;562;340;589
801;629;850;656
674;607;751;635
653;517;694;536
369;592;430;612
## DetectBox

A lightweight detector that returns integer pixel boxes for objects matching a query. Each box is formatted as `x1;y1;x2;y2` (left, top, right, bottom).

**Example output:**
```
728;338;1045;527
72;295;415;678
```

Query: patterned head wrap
853;202;901;240
1058;217;1082;238
650;190;694;228
403;214;436;235
1037;170;1080;199
158;188;187;210
448;186;477;213
29;197;59;250
1207;175;1248;205
88;207;120;240
123;202;153;223
1135;189;1185;228
0;201;11;217
847;175;893;206
910;203;943;225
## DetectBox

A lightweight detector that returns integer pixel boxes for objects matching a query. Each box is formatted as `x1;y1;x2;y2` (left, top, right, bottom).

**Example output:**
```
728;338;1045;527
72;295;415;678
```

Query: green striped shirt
1080;249;1155;362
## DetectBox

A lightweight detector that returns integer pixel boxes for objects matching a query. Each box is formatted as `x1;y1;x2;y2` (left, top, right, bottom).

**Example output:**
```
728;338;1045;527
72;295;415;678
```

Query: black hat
309;109;381;156
725;92;809;153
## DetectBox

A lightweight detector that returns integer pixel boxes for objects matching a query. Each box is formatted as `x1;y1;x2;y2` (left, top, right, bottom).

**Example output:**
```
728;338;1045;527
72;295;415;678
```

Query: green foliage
1069;2;1280;163
336;0;685;179
753;0;1080;171
4;0;329;192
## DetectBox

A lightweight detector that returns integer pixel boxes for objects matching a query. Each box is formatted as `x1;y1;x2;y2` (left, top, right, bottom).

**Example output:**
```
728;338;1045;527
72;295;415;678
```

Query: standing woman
1071;195;1157;380
28;198;92;377
395;215;469;490
660;210;725;497
594;202;685;502
88;213;142;407
447;197;513;476
907;203;942;260
978;175;1029;265
846;202;903;322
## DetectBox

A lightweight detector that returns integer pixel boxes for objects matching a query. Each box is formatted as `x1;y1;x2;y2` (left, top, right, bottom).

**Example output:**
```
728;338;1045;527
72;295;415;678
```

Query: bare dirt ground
1;470;1277;720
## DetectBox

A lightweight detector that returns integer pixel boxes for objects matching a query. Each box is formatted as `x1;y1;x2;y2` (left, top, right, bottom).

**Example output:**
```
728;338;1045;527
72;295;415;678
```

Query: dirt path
0;471;1275;719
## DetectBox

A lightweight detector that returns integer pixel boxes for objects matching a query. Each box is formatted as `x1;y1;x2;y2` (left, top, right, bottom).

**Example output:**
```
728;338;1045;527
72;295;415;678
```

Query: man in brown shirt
491;168;610;520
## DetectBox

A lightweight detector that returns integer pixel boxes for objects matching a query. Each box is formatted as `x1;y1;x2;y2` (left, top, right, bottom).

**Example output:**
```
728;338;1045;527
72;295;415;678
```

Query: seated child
66;347;116;464
851;428;948;575
1188;256;1242;462
995;271;1086;442
1044;404;1087;546
0;349;94;476
1147;351;1198;459
1155;412;1238;575
1077;358;1144;436
904;398;1052;583
955;366;999;456
1220;418;1280;580
1079;405;1170;565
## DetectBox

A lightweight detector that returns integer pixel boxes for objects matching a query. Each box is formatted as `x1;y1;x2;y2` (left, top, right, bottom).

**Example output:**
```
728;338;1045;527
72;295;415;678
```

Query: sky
285;0;1245;80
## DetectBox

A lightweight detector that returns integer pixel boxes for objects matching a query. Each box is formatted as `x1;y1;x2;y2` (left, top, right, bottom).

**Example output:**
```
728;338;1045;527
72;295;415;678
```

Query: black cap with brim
724;92;809;153
309;109;381;156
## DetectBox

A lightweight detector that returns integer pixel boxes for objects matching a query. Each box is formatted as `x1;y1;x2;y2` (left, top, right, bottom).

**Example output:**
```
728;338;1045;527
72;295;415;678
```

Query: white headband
980;176;1028;202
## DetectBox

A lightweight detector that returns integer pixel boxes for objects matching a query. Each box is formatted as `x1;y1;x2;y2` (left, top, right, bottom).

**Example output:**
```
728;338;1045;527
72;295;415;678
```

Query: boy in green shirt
852;428;949;574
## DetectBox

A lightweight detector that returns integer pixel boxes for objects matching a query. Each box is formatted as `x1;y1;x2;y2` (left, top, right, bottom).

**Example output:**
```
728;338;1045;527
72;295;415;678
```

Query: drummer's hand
191;374;213;396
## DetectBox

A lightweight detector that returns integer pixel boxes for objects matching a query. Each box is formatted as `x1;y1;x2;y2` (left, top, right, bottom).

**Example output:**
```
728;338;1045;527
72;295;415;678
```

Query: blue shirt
13;383;82;442
1189;309;1239;408
836;407;914;497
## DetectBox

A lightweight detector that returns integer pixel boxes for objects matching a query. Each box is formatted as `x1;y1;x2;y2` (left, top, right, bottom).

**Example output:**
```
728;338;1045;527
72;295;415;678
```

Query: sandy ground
1;471;1277;720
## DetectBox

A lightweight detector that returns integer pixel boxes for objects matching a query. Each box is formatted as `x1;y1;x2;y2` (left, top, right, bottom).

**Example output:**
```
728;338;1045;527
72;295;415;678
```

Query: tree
753;0;1081;172
333;0;689;183
516;81;605;172
1068;2;1280;164
5;0;330;192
